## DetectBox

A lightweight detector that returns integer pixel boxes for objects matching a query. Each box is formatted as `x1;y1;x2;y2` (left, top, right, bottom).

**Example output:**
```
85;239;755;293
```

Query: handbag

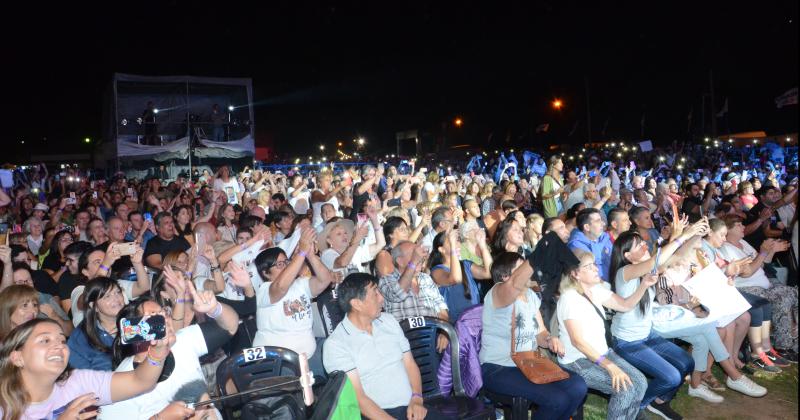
510;304;569;384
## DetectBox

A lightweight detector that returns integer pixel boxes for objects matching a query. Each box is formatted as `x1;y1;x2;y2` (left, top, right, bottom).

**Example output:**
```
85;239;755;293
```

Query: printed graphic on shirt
283;295;312;321
513;310;539;351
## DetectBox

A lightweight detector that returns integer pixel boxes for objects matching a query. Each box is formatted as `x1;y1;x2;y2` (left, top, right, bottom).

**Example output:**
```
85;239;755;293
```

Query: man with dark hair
10;244;59;297
745;185;785;251
606;207;631;243
484;199;518;240
270;192;287;212
324;273;443;420
531;217;580;327
143;212;190;269
57;241;95;313
125;211;156;249
568;208;613;283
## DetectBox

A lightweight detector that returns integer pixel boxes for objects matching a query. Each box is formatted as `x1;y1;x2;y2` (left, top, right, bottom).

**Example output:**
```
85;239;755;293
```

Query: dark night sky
3;1;797;160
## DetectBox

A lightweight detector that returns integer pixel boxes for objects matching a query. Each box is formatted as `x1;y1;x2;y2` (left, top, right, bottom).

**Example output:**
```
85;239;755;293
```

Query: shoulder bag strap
510;303;517;356
580;293;606;321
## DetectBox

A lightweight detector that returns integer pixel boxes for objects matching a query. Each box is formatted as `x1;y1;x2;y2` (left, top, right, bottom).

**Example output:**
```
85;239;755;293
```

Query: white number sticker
407;316;426;329
243;346;267;362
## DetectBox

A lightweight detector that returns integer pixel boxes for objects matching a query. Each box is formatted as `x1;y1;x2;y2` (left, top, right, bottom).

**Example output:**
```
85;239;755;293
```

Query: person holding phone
0;317;174;420
100;281;239;420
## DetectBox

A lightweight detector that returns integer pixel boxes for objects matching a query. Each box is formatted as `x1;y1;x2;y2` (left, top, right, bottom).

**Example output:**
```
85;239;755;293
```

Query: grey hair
23;217;43;233
390;241;414;266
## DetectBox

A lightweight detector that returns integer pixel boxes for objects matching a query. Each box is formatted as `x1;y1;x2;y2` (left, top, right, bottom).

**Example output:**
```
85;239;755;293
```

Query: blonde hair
0;286;39;341
558;251;593;295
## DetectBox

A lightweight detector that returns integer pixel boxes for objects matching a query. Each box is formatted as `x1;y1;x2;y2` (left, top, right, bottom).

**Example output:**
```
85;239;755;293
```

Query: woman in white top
252;227;336;376
423;172;441;203
319;208;385;275
718;215;797;354
287;174;311;216
216;203;238;244
311;171;343;228
558;252;655;420
608;222;707;419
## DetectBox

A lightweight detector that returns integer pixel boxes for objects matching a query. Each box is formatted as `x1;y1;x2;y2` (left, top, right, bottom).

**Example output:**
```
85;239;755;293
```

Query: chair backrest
216;345;301;396
399;316;463;398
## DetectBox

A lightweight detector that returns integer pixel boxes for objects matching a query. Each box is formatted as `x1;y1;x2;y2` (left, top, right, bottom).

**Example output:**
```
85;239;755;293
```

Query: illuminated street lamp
454;117;463;127
552;99;563;110
84;137;91;144
319;145;325;151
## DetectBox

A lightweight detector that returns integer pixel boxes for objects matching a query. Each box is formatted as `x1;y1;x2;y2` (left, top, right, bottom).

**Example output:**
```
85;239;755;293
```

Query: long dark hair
112;296;157;368
48;230;72;260
491;213;520;255
610;231;650;316
81;277;123;353
382;217;407;245
428;231;471;300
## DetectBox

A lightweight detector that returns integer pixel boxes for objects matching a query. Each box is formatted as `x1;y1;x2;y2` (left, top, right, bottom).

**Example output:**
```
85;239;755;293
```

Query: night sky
4;1;797;161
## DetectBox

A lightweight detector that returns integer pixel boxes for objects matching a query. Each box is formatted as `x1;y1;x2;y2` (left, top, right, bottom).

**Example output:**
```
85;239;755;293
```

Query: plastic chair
215;346;303;419
399;316;495;419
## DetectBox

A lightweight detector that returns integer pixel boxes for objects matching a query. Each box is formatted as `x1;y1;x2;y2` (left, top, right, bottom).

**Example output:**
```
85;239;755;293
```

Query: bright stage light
228;105;234;111
153;108;159;114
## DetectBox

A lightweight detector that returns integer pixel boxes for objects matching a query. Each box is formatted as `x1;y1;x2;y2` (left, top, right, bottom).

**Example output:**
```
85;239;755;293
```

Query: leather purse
510;304;569;384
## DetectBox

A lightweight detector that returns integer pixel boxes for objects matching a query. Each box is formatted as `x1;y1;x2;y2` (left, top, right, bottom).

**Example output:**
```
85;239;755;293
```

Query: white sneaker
726;375;767;397
687;383;724;403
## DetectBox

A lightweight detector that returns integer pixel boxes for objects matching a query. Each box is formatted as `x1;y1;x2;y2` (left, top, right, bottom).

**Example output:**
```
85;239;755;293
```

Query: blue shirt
67;321;115;371
125;230;155;250
432;260;480;322
568;229;613;283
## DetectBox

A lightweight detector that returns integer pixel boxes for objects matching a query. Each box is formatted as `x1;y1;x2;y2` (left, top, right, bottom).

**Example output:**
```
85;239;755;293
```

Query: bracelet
185;271;193;278
407;262;417;270
146;355;163;367
298;250;308;259
99;264;110;272
759;251;769;258
595;354;606;366
175;298;193;304
147;347;167;362
411;392;423;400
171;316;184;321
210;265;221;272
673;237;684;248
207;302;223;319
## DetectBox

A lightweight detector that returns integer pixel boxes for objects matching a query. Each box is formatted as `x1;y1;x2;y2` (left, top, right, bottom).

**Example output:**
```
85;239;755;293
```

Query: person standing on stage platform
142;101;158;146
211;104;226;142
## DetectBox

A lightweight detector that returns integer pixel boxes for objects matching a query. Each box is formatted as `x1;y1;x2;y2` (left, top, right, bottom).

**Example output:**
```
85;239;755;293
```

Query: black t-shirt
745;202;779;251
41;252;63;273
144;235;191;261
681;195;704;223
32;269;60;297
349;183;370;222
58;271;83;301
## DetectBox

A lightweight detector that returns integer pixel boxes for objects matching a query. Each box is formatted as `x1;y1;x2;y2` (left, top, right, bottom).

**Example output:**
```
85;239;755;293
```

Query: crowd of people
0;139;797;420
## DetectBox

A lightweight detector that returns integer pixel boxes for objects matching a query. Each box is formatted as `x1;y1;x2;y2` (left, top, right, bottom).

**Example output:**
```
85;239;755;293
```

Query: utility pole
709;69;717;138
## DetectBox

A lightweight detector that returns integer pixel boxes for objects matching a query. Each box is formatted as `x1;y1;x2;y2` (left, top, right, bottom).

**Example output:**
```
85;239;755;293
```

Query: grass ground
583;364;798;420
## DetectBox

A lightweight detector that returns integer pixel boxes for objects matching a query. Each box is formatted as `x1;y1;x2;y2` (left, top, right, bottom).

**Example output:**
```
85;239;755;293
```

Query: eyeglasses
579;262;597;270
270;260;289;269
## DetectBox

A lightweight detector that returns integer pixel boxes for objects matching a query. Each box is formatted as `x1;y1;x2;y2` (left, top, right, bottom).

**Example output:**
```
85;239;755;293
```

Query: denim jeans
561;350;647;420
613;331;694;408
481;363;587;420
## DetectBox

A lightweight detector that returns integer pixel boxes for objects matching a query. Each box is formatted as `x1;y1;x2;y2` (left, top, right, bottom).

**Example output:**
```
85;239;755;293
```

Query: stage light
84;138;91;143
153;108;159;114
121;119;128;126
228;105;234;111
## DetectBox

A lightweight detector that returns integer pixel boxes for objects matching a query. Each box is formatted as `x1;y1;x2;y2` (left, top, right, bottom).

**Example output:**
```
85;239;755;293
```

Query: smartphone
144;212;153;223
115;242;137;256
120;315;166;344
92;191;98;199
194;231;205;253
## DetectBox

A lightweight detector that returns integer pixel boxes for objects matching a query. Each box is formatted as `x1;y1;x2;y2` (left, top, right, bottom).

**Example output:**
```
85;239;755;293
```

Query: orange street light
454;117;463;127
552;99;563;110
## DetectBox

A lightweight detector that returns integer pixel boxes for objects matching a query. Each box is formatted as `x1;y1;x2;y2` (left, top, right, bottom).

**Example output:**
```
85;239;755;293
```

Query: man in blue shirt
568;208;613;283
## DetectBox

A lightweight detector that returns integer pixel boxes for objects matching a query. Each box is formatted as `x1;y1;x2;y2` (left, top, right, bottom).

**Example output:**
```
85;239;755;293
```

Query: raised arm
468;229;493;279
268;227;313;304
621;219;709;282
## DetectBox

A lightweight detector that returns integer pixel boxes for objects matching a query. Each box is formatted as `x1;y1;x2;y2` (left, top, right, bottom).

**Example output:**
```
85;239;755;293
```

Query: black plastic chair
215;346;303;419
399;316;495;419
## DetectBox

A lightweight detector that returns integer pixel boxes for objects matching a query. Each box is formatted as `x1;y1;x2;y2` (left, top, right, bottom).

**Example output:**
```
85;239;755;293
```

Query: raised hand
227;261;251;289
162;265;188;298
187;278;220;315
56;393;99;420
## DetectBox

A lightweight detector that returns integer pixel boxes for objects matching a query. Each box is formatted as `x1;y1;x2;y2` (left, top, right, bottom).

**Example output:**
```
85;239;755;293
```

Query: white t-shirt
99;325;212;420
287;187;311;215
423;182;439;202
213;178;241;204
611;267;654;342
320;246;372;274
718;240;771;289
254;277;316;358
557;285;613;364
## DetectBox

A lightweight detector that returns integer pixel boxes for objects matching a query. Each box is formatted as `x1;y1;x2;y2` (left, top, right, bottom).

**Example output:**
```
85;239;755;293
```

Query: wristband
673;237;684;248
207;302;223;319
595;354;606;366
758;251;768;258
185;271;193;278
407;262;417;270
99;264;110;272
298;251;308;259
411;392;423;400
176;298;193;304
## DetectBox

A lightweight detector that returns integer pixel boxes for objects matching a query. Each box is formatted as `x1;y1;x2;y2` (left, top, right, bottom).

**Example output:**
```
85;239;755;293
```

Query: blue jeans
481;363;587;420
213;125;225;142
613;331;694;408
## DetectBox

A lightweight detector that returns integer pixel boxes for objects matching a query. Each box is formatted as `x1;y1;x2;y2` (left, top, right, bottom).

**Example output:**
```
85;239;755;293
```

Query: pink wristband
298;251;308;259
407;262;417;270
